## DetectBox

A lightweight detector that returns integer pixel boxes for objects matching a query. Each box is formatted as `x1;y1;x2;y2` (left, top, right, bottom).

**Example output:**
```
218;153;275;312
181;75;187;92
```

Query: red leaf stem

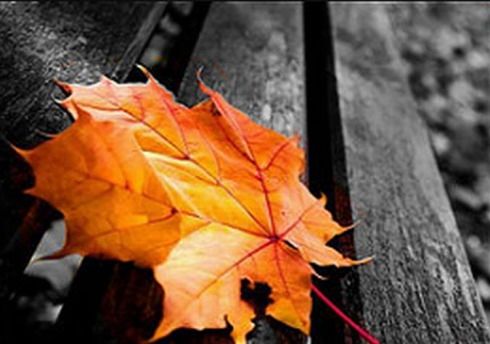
311;284;380;344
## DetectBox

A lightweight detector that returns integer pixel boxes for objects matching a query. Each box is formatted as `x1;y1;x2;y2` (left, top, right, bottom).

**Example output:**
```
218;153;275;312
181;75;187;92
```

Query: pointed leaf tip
136;64;151;78
53;79;72;94
196;66;204;81
135;64;165;90
50;92;65;105
11;144;30;159
34;128;58;139
99;74;113;84
196;67;214;96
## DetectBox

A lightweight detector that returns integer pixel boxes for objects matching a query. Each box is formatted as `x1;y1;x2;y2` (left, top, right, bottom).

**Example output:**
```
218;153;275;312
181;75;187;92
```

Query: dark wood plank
176;2;307;343
0;2;166;343
0;1;167;147
56;260;164;344
329;3;490;343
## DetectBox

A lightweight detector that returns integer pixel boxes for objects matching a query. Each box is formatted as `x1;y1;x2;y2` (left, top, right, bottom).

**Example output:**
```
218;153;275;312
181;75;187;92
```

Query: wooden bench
1;2;489;343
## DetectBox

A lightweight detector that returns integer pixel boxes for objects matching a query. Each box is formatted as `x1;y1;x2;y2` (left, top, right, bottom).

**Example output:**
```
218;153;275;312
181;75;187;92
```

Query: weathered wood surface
0;2;166;343
179;3;306;145
0;1;166;147
329;3;490;343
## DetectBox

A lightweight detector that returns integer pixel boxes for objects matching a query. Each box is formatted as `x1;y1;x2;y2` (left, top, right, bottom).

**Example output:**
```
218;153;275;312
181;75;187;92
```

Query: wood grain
0;1;166;147
179;2;306;147
329;3;490;343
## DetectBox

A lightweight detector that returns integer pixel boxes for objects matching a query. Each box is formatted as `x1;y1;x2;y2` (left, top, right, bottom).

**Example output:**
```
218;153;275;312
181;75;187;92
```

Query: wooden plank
175;2;307;343
179;3;306;144
0;2;166;343
0;1;167;147
56;260;164;344
328;3;490;343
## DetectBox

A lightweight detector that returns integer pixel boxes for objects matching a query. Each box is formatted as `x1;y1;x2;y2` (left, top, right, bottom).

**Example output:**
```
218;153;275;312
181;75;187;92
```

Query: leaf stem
311;284;380;344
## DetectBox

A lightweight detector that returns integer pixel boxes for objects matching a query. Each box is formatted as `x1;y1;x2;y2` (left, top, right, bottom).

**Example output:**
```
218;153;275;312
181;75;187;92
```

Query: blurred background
389;2;490;319
4;1;490;342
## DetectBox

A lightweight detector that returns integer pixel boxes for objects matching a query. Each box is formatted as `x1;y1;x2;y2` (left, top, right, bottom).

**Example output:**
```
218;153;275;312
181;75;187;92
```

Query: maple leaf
16;67;371;343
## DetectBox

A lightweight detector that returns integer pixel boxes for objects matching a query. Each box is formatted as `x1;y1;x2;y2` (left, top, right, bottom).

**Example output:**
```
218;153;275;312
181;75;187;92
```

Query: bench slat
329;3;490;343
179;3;306;144
0;1;166;147
0;2;167;343
166;2;307;343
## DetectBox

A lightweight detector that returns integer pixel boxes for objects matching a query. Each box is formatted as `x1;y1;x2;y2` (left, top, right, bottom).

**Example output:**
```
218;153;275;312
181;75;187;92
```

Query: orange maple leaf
16;67;370;343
